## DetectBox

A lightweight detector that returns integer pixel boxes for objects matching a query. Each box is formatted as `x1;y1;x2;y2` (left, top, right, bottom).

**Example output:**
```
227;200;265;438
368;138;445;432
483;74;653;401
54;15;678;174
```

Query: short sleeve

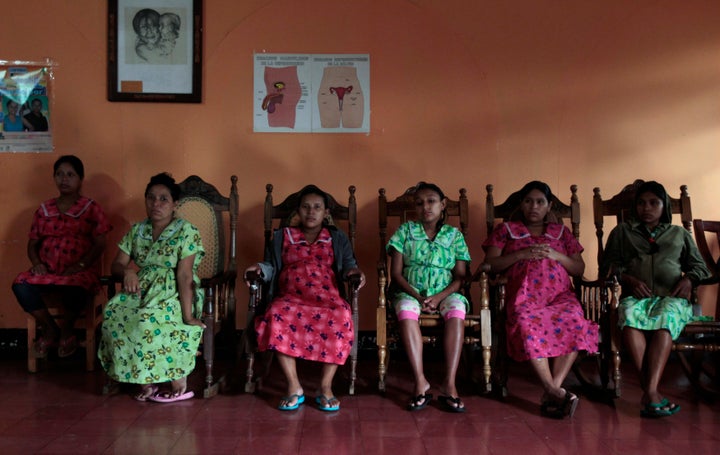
451;228;471;262
118;223;139;256
179;221;205;264
482;223;510;251
27;208;44;240
88;201;112;237
387;222;409;254
561;225;583;256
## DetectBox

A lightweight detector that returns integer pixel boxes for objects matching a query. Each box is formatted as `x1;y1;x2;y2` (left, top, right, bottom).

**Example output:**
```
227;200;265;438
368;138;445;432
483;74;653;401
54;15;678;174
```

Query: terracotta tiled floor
0;351;718;454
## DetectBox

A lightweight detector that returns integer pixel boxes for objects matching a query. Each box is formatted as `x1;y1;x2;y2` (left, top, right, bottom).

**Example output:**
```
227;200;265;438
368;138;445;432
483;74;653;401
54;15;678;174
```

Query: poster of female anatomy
0;61;54;152
253;54;370;133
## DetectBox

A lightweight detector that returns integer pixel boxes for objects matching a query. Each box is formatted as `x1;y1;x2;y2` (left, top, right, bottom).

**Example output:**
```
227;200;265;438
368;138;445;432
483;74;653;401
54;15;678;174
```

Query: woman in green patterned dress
601;181;710;418
99;173;206;402
387;182;471;412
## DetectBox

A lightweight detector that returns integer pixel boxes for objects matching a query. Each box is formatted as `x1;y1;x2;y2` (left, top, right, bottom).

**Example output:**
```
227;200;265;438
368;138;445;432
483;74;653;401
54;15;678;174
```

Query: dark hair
133;8;160;34
6;99;17;109
635;180;671;223
518;180;554;202
53;155;84;179
414;181;447;229
145;172;180;201
415;181;446;200
297;184;330;209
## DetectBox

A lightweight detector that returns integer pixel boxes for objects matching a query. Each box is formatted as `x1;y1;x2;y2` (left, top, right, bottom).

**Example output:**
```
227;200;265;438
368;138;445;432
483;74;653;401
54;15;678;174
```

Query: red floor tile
1;353;718;454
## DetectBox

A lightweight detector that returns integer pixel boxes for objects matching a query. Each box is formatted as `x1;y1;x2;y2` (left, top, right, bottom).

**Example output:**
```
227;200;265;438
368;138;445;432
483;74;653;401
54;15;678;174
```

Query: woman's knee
12;282;45;312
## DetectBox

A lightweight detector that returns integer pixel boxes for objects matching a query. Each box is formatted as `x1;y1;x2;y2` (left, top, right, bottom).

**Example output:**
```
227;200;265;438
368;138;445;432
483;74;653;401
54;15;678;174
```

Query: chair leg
378;345;387;393
203;314;218;398
244;351;257;393
27;317;37;373
85;304;96;372
612;349;622;398
349;352;357;396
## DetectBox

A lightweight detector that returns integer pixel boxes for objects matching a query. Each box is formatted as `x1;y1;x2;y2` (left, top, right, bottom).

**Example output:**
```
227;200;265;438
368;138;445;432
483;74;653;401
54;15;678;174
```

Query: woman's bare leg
644;330;673;404
276;352;304;407
399;319;431;398
550;352;578;389
441;317;463;398
319;363;340;409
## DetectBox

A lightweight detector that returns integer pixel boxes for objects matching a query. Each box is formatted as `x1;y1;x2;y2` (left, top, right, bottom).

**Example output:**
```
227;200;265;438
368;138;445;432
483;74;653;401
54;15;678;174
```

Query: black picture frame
107;0;202;103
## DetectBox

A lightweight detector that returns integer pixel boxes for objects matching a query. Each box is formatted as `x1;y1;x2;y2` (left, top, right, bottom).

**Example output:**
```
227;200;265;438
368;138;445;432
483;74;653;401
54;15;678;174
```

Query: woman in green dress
601;181;710;418
387;182;471;412
99;173;206;402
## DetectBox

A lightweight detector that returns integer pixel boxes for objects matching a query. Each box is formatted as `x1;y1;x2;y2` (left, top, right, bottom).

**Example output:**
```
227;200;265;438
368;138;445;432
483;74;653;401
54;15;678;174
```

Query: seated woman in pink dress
244;185;365;412
483;181;598;418
12;155;111;358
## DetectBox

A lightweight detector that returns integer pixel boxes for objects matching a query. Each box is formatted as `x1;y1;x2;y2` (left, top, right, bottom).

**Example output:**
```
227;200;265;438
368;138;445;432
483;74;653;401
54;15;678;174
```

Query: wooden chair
175;175;239;398
26;291;105;373
677;219;720;397
242;184;362;395
376;185;492;394
477;184;619;398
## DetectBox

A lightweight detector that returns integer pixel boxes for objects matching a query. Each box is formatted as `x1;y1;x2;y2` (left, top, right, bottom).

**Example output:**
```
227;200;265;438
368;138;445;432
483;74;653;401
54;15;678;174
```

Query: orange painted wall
1;1;719;330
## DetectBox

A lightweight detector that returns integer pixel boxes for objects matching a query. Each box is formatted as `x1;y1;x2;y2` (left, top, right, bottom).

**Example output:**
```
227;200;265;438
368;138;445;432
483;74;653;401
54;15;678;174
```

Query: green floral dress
98;218;205;384
387;221;471;310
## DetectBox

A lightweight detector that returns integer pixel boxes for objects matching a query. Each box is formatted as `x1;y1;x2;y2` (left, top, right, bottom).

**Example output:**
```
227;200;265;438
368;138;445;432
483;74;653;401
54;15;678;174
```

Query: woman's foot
438;394;466;413
33;336;58;358
134;384;159;402
540;388;577;419
58;335;78;358
149;390;195;402
640;393;680;417
278;392;305;411
407;381;432;411
438;383;465;412
148;378;195;403
316;394;340;412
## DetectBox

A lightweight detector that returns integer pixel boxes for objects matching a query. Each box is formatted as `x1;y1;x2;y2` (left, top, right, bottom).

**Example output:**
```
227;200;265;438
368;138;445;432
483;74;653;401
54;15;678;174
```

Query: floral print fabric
386;221;471;311
483;221;598;361
255;227;353;365
13;196;112;291
619;296;693;340
98;218;205;384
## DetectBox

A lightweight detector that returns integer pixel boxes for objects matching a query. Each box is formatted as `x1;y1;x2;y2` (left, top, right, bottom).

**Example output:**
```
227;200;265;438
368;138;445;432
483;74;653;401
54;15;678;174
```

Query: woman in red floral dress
483;181;597;418
12;155;111;358
244;185;365;412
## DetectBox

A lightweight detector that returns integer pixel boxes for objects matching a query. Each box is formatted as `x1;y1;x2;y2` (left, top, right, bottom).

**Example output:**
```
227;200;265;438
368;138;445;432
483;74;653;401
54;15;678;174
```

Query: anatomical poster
253;53;370;133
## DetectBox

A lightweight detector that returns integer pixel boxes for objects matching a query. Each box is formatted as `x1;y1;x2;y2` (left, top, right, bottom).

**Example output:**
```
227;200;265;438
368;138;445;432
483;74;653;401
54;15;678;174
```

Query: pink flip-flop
148;390;194;403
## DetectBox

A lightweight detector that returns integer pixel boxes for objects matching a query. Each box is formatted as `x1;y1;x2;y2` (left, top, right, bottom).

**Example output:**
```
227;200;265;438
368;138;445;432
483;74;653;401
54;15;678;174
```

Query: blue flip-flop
315;395;340;412
278;394;305;411
640;398;680;418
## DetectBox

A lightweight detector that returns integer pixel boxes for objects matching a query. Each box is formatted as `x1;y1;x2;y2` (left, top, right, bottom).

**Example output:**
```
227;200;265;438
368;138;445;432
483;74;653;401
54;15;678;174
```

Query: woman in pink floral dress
483;181;597;418
12;155;111;358
244;185;365;412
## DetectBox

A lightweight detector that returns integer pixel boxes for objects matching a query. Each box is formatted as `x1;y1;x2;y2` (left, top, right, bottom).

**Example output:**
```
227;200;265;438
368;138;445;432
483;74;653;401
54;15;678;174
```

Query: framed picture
107;0;202;103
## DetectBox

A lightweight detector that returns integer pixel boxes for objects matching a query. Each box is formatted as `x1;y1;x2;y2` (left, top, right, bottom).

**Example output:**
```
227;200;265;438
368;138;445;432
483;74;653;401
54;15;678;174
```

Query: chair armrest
243;270;263;286
470;262;492;282
348;274;362;292
99;275;123;299
200;270;238;288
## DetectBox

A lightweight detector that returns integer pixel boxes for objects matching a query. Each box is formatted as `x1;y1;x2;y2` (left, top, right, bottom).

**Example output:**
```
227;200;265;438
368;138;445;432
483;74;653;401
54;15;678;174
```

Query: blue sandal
278;394;305;411
316;395;340;412
641;398;680;418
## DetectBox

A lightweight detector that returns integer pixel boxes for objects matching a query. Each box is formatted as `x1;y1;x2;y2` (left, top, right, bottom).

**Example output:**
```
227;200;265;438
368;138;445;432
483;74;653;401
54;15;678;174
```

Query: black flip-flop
438;395;466;413
407;393;432;411
563;392;579;418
